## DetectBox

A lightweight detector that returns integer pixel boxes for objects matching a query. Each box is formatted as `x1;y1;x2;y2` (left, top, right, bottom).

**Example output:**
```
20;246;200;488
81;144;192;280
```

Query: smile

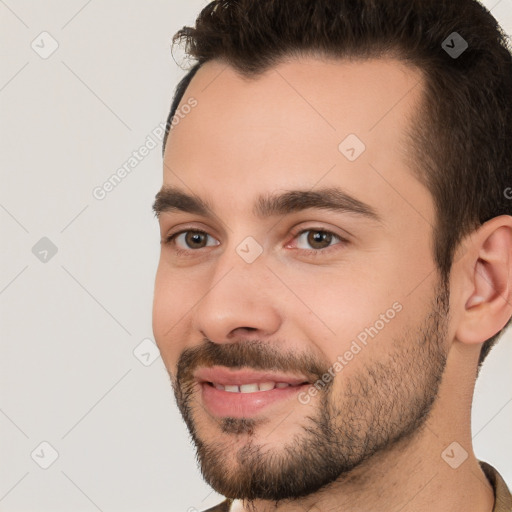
206;381;304;393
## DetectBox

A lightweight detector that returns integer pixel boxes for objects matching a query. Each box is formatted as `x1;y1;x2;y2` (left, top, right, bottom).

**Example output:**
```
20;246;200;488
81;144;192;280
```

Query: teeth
210;381;298;393
258;381;276;391
240;383;259;393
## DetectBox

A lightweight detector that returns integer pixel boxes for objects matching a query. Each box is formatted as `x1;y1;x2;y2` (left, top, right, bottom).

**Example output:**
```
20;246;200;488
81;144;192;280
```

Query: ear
455;215;512;345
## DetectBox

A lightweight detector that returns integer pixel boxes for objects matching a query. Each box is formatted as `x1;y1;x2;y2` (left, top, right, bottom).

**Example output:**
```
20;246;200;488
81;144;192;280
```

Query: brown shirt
202;461;512;511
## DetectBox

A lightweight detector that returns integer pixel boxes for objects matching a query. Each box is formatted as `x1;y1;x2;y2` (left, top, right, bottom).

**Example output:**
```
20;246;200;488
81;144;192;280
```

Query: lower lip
200;382;310;418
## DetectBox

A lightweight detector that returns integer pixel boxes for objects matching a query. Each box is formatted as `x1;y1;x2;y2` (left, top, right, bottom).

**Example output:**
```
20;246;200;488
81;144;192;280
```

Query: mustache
175;338;330;387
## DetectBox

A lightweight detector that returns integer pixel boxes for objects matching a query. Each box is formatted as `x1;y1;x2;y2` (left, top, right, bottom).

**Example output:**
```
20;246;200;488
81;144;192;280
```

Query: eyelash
162;227;347;257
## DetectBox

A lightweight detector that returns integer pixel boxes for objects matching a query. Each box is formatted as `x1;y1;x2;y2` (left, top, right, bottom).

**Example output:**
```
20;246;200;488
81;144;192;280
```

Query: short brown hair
163;0;512;369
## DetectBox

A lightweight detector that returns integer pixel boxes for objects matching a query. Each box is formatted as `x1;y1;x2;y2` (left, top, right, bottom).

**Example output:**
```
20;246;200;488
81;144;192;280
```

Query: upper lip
194;366;311;386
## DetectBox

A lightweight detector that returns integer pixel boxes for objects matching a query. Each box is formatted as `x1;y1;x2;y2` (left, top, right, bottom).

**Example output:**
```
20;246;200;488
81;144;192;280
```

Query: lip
200;381;311;417
194;366;312;418
194;366;311;387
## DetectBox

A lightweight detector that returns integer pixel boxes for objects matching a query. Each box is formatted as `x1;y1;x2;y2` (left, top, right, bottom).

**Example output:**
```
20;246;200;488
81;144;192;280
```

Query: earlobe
456;218;512;345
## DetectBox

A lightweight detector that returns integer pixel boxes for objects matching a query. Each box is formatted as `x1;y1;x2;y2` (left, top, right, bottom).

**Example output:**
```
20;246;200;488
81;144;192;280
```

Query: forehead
162;56;432;227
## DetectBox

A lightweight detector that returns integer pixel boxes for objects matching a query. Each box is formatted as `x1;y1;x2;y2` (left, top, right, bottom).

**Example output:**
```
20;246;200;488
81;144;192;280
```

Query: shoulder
201;499;233;512
479;460;512;512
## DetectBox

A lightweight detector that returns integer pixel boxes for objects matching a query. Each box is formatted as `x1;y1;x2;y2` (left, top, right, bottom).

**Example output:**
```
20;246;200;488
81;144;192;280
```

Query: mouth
205;381;307;393
193;366;313;418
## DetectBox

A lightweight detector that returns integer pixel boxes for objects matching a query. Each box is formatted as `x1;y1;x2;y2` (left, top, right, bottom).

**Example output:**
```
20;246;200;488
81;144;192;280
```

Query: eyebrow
152;186;382;223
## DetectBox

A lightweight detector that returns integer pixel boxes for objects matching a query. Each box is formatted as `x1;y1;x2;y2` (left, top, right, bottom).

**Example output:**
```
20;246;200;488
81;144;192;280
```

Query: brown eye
289;228;347;256
306;230;334;249
184;231;208;248
294;229;341;251
163;230;220;251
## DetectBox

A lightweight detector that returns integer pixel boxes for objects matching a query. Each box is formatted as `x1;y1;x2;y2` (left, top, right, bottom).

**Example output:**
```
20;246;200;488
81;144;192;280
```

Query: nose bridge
210;231;269;292
192;235;282;342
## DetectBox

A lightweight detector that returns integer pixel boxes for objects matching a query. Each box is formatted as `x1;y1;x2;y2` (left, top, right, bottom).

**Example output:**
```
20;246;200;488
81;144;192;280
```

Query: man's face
153;57;451;501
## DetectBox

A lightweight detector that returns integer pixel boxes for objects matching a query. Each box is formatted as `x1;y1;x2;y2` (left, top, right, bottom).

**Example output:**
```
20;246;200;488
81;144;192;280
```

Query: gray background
1;1;511;511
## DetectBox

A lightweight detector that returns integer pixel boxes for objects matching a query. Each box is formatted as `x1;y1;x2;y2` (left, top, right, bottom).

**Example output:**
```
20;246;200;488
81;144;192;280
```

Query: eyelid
161;221;219;242
288;224;349;241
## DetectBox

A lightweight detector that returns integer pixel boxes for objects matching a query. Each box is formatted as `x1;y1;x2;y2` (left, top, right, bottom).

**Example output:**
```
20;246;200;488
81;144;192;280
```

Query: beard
169;276;450;504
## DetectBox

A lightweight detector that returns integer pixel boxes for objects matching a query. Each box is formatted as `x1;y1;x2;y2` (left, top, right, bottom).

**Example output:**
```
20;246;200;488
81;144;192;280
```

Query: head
152;0;512;504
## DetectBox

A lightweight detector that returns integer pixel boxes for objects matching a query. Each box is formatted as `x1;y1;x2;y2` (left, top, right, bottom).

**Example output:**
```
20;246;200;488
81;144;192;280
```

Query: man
152;0;512;510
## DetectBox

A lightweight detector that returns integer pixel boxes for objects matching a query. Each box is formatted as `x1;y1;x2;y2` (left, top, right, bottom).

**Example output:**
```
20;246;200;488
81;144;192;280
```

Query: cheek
152;263;198;363
282;263;397;335
281;260;414;369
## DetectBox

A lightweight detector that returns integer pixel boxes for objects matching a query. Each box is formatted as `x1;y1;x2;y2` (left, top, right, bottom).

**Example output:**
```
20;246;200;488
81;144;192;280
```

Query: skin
152;56;512;511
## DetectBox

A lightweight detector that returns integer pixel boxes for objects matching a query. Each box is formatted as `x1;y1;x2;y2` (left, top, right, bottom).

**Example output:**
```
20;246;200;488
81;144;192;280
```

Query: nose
192;247;282;344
